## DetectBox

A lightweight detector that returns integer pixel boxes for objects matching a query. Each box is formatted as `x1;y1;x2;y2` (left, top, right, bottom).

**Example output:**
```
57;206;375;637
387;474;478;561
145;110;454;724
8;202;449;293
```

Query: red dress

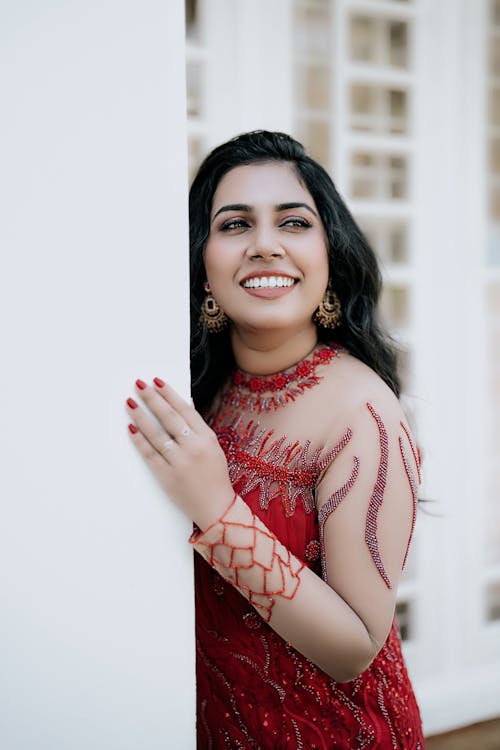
194;346;424;749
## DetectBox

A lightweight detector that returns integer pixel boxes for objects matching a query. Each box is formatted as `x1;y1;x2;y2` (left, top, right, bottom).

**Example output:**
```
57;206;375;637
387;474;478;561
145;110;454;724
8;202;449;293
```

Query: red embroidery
399;430;419;570
365;402;392;589
220;344;343;413
400;419;421;484
191;494;305;623
318;455;360;581
213;417;352;517
305;540;321;563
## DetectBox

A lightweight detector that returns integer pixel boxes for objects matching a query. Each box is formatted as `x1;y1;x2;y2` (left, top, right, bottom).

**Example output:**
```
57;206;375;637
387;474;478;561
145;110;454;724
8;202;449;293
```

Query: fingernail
135;379;147;390
153;377;165;388
127;398;138;409
128;423;138;434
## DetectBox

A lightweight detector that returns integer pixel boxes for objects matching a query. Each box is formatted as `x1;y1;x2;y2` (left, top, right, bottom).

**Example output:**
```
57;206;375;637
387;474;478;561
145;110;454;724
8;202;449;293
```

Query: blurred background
184;0;500;741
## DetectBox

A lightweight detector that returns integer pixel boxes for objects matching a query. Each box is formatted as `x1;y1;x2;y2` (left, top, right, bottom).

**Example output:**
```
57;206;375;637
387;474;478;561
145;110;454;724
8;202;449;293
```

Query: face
204;162;329;335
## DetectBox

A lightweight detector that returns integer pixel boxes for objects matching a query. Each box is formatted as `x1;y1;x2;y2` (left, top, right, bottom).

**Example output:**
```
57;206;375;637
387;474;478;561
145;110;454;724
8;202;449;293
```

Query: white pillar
204;0;294;149
0;2;194;748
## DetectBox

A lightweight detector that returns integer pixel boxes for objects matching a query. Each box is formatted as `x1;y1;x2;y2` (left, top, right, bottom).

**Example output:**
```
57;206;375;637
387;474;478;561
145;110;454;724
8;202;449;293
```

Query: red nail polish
153;377;165;388
135;379;147;390
128;423;138;434
127;397;138;409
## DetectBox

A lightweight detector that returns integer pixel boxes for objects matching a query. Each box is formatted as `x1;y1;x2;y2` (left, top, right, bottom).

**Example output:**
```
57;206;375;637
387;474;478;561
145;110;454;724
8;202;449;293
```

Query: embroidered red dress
194;344;424;749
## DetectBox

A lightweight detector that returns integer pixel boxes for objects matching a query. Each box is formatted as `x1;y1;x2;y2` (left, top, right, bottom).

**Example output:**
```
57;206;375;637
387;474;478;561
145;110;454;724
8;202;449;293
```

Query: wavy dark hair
190;130;401;412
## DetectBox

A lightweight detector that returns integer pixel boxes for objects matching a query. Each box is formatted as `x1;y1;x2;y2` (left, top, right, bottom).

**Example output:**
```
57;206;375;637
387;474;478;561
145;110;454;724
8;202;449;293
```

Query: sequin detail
191;494;305;623
318;455;360;581
213;416;352;517
400;419;421;484
305;540;321;563
365;402;392;589
399;431;419;570
221;344;343;413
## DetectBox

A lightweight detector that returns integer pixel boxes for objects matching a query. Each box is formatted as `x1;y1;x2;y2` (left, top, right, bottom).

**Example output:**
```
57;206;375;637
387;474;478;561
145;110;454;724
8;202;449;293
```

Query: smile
242;276;296;289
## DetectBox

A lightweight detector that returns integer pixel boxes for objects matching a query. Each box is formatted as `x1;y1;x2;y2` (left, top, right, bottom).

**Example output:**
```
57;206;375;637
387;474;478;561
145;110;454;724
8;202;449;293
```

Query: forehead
212;162;314;208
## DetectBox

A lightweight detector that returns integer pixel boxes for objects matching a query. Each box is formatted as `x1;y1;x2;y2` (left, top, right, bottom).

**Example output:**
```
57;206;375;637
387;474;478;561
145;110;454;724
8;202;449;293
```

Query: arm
190;398;419;682
126;380;419;682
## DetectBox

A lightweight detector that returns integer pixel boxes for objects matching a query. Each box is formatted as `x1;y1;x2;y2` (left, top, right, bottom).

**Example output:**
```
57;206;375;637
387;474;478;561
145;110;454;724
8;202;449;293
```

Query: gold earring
313;287;342;330
200;285;228;333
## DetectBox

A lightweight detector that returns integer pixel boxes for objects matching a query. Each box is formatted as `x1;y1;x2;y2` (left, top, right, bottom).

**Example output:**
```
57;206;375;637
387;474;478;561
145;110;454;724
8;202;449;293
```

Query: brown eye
220;218;250;231
281;217;312;229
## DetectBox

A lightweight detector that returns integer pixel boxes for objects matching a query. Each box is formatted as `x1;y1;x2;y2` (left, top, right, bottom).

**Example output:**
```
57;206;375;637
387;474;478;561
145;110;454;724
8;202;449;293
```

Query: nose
246;225;285;261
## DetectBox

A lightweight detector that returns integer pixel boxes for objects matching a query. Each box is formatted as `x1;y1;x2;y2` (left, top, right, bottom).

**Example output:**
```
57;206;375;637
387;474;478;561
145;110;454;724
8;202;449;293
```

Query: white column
204;0;294;149
0;2;194;748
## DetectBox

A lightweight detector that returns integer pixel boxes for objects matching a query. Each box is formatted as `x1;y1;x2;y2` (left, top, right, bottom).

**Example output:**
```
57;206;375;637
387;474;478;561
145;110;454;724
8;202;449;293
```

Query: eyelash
219;217;312;231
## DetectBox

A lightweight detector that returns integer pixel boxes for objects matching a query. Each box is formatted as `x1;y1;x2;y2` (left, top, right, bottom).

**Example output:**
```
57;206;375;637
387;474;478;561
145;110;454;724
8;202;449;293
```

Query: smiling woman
127;131;424;748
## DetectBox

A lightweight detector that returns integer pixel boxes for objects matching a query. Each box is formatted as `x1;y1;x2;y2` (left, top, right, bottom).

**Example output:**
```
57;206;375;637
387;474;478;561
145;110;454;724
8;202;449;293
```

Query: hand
126;378;235;530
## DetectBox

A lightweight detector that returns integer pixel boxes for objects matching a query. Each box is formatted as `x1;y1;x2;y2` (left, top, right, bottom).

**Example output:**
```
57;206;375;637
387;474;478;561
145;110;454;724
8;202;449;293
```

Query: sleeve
315;399;419;646
190;397;420;682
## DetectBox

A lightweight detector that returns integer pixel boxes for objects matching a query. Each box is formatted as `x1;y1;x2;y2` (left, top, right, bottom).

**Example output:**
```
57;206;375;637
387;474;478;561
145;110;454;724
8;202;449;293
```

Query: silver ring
161;438;175;453
181;426;191;437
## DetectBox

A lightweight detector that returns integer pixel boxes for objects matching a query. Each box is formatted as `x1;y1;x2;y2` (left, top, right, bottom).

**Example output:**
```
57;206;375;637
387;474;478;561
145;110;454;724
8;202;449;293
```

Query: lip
242;285;296;299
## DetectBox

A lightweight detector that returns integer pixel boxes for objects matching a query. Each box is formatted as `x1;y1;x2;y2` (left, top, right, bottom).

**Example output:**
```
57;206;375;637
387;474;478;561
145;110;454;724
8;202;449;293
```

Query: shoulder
319;350;406;437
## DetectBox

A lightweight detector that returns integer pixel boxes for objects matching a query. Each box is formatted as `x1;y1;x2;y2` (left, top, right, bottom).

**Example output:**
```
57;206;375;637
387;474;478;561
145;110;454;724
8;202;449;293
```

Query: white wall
0;2;194;748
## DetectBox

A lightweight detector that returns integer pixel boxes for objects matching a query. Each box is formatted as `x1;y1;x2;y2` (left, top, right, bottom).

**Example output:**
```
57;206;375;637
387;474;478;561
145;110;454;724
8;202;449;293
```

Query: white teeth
243;276;295;289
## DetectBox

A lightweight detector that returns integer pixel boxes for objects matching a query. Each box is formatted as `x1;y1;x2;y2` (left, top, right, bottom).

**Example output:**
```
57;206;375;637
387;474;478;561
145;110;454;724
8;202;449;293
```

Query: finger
135;380;193;441
126;397;180;462
151;378;209;433
128;422;174;474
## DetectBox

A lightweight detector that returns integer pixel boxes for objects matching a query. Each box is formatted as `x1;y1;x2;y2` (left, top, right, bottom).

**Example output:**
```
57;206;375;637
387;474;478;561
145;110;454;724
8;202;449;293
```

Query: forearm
191;493;380;682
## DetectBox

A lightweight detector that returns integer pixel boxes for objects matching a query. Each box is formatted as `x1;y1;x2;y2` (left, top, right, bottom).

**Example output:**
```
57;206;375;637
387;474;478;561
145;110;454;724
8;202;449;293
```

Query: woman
126;131;424;748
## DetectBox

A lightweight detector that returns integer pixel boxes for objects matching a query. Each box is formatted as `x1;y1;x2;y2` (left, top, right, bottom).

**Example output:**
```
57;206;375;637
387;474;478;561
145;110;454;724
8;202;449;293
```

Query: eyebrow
211;201;318;223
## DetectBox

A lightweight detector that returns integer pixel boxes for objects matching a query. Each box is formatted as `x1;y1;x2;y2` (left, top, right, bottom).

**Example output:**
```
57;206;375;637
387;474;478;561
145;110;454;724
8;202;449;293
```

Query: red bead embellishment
213;418;351;517
221;343;344;413
305;540;321;562
399;423;420;570
190;494;304;623
242;611;262;630
365;402;392;589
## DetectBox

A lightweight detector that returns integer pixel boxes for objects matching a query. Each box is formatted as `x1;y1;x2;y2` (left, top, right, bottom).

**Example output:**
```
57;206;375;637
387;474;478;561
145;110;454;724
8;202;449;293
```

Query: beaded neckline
220;342;344;414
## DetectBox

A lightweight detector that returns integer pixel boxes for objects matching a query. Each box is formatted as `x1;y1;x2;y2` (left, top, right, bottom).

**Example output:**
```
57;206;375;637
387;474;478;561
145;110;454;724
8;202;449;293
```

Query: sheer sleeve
316;397;419;649
191;391;420;682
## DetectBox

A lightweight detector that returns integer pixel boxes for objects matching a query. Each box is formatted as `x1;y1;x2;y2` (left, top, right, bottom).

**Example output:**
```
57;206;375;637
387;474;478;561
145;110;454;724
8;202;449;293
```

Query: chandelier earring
313;285;342;330
200;283;228;333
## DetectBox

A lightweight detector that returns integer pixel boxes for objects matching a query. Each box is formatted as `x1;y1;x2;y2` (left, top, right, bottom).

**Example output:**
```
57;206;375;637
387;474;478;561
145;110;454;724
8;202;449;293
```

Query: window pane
186;62;202;117
294;2;331;57
490;39;500;78
388;89;408;134
397;345;412;392
350;16;378;63
380;284;410;329
298;64;330;110
297;119;331;166
490;88;500;126
489;187;500;223
188;136;204;182
485;581;500;622
492;0;500;26
389;155;408;198
395;600;413;641
389;223;409;263
388;21;408;68
351;152;377;198
491;140;500;174
350;84;377;131
185;0;200;41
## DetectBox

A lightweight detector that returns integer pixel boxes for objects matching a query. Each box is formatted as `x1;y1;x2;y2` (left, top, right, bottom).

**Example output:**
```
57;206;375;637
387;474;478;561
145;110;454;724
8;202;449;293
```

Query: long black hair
190;130;401;412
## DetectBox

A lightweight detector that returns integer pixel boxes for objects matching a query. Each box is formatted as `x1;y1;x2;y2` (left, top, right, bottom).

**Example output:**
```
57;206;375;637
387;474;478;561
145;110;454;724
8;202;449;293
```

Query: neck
230;324;318;375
